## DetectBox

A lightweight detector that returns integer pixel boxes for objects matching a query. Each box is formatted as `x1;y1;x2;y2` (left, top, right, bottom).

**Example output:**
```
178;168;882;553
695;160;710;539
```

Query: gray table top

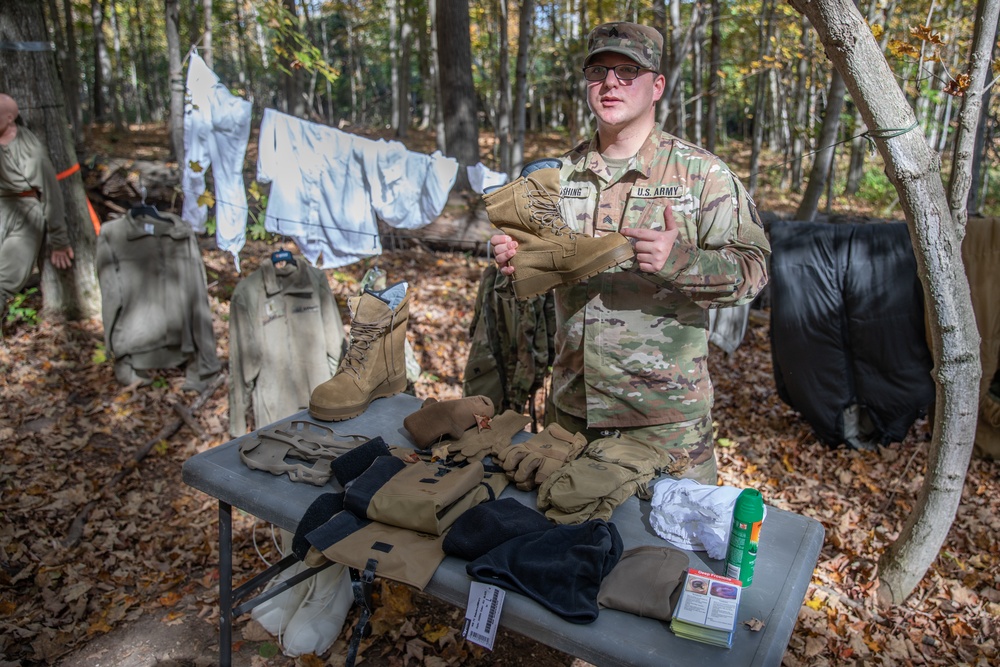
183;393;824;667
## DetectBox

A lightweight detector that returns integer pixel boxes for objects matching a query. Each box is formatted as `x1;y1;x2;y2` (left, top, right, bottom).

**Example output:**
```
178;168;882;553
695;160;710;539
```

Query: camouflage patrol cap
586;22;663;72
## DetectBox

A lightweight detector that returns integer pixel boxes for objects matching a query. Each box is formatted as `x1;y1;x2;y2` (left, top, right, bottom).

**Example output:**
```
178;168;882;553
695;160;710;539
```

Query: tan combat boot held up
484;164;634;299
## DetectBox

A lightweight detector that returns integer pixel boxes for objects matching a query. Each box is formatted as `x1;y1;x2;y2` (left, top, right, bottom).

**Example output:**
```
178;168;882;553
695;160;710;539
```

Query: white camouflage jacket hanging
181;53;253;268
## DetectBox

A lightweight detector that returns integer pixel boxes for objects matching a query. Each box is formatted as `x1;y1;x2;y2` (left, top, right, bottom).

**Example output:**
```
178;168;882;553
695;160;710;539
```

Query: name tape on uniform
631;184;684;198
559;185;591;198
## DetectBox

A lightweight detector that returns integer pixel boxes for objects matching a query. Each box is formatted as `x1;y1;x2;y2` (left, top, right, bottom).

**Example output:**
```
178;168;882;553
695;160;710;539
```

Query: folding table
182;393;824;667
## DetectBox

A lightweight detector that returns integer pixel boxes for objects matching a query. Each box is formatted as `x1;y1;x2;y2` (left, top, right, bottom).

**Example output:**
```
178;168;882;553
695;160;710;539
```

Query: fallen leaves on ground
1;236;998;667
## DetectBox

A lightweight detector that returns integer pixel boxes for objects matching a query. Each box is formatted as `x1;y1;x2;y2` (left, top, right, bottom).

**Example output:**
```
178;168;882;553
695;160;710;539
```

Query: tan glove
495;423;587;491
536;435;668;524
442;410;531;463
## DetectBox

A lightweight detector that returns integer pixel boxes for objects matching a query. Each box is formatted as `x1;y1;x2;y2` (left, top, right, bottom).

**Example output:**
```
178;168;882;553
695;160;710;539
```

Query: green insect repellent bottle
725;488;764;587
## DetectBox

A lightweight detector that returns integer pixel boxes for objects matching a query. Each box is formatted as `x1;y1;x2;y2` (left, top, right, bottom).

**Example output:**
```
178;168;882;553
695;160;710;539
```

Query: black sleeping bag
769;220;934;447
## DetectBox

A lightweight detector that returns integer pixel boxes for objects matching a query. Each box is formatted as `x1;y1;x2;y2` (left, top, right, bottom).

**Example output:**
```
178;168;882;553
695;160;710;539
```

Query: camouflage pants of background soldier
544;400;718;486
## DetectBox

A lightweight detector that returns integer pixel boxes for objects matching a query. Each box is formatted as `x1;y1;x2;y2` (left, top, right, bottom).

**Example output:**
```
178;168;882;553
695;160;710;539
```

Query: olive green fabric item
310;511;447;591
462;265;555;418
309;282;410;421
361;459;489;536
586;22;664;71
496;422;587;491
597;545;689;621
443;409;531;463
403;395;495;449
238;420;368;486
536;435;670;524
546;402;718;485
483;164;634;300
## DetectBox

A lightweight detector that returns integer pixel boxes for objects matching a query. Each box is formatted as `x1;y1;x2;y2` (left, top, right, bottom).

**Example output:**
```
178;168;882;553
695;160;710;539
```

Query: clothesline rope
749;119;921;181
178;187;381;242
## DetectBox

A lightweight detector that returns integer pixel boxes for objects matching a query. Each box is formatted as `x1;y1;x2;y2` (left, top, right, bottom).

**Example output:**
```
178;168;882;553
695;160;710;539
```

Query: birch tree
166;0;184;163
787;0;997;606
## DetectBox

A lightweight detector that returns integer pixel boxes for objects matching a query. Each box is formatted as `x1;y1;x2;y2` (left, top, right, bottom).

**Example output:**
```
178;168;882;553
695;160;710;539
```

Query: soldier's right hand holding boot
490;233;517;277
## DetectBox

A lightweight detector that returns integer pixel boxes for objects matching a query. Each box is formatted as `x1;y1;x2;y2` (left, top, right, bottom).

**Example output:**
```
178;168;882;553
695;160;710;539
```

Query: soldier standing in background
490;21;771;484
0;93;74;322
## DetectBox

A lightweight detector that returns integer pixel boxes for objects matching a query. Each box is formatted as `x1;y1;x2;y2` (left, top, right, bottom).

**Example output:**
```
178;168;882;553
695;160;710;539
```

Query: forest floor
1;125;999;667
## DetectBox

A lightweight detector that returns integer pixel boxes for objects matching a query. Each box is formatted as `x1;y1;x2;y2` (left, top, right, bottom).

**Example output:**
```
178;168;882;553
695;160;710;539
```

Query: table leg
219;501;233;667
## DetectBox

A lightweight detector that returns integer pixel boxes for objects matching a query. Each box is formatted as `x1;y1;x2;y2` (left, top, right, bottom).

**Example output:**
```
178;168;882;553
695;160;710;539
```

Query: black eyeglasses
582;64;650;82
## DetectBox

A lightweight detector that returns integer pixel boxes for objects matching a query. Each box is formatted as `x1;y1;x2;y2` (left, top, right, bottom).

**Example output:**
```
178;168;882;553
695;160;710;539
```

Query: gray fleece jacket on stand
96;210;221;388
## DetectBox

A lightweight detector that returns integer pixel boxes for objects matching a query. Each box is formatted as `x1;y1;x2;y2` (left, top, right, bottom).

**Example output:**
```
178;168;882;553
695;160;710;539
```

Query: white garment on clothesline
256;108;458;269
467;162;509;194
181;53;252;269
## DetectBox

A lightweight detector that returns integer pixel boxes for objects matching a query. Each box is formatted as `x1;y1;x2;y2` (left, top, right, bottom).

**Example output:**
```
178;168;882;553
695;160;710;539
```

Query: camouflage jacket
464;265;555;418
551;128;770;428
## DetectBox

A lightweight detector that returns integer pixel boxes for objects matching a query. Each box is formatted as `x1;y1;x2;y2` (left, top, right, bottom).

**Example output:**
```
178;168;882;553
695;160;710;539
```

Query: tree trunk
280;0;304;117
496;0;512;176
107;0;125;131
233;0;252;98
389;0;400;133
704;0;721;153
133;0;158;122
946;0;998;229
966;43;994;216
790;19;811;191
429;0;444;152
399;3;413;137
747;0;776;195
60;0;82;143
90;0;110;123
436;1;478;190
43;0;73;133
166;0;184;164
788;0;987;608
689;8;706;147
0;0;100;320
202;0;213;69
795;67;846;221
844;112;867;195
511;0;534;175
657;0;701;136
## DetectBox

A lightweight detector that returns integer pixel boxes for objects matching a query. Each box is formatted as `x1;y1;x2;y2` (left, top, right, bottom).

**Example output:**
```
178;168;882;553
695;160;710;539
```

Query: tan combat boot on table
309;282;410;422
484;159;635;300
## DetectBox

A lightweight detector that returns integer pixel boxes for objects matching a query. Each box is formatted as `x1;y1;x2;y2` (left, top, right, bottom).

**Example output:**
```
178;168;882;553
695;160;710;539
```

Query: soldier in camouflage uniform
491;22;770;484
0;94;74;315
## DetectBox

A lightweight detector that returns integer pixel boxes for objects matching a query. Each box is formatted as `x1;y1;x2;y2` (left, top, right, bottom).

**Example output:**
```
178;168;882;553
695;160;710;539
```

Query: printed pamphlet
669;568;743;648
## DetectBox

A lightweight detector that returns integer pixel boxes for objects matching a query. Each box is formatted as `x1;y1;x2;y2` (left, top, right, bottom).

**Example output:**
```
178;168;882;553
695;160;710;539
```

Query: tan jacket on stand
229;257;346;436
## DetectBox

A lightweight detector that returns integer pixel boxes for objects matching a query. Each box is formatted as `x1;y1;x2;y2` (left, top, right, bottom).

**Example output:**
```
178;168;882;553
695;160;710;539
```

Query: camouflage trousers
544;401;718;486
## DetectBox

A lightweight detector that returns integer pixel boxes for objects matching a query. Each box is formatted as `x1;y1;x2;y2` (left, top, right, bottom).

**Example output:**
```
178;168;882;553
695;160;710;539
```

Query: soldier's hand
490;233;518;276
621;208;678;273
50;246;74;270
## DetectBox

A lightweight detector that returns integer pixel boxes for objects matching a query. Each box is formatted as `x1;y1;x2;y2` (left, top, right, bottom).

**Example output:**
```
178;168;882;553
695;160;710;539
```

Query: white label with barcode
462;582;504;651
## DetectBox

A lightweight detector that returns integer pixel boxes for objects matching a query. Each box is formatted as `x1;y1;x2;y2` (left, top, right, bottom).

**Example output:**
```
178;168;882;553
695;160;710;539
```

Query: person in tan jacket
0;94;73;314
